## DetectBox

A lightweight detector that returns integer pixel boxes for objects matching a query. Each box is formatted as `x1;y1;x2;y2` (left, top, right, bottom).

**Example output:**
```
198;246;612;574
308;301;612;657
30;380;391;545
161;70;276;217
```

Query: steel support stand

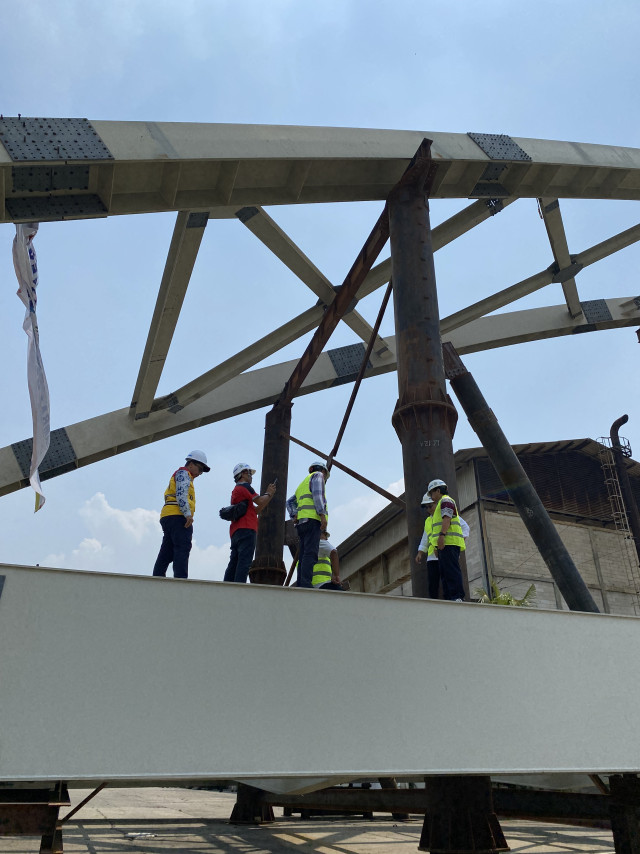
229;783;274;825
387;171;459;600
250;399;292;586
420;777;508;853
388;146;504;853
609;774;640;854
0;783;69;853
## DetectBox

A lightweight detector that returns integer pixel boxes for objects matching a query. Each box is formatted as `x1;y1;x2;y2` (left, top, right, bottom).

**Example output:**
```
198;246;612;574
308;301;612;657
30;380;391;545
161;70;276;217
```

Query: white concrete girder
1;297;638;499
540;198;583;317
130;211;208;418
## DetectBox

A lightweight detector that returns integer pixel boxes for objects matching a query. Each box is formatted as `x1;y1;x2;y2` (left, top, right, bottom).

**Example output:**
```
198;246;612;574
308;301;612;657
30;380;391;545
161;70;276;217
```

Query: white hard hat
233;462;256;479
421;493;434;505
309;460;328;473
427;478;447;493
186;450;210;472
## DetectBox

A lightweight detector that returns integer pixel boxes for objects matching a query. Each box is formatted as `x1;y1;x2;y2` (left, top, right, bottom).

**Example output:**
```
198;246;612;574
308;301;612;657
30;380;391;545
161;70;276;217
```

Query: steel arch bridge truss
1;120;639;496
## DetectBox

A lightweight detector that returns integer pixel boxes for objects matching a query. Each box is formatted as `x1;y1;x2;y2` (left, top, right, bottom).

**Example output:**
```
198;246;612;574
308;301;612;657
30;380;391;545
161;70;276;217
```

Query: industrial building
338;438;640;616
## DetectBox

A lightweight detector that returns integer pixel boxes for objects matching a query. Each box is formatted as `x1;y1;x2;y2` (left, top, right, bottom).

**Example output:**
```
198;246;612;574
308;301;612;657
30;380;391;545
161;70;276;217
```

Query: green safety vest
294;473;327;523
431;495;466;551
423;516;436;557
312;551;333;586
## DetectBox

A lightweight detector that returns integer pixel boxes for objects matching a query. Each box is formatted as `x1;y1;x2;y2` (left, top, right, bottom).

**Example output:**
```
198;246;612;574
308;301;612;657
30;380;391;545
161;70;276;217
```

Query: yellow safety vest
294;473;327;523
312;551;333;586
431;495;465;551
423;516;436;557
160;467;195;519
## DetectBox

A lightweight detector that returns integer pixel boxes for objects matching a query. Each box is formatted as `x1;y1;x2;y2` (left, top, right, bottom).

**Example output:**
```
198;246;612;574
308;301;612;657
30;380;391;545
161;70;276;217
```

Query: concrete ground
2;786;616;853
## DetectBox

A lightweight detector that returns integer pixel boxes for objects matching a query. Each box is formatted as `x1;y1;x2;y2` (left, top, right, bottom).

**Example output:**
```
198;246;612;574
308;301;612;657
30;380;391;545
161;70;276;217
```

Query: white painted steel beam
238;206;390;357
1;563;639;785
130;211;208;418
1;297;637;498
358;198;517;300
540;198;583;317
442;221;640;334
5;124;640;225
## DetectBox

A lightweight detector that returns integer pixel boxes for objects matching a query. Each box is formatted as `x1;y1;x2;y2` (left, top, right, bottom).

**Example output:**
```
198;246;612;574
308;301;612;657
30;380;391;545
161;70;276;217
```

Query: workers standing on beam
223;463;276;583
152;450;210;579
416;492;470;599
287;461;329;588
312;531;343;590
427;479;466;601
414;494;439;597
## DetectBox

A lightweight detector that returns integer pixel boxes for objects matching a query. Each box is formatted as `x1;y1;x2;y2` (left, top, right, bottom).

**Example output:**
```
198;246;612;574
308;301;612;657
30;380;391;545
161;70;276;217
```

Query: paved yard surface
2;786;616;853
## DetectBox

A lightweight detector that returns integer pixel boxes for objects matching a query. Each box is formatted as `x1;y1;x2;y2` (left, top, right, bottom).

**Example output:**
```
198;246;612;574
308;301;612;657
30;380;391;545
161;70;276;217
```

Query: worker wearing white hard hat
286;460;329;588
223;463;276;583
426;479;466;601
152;450;210;579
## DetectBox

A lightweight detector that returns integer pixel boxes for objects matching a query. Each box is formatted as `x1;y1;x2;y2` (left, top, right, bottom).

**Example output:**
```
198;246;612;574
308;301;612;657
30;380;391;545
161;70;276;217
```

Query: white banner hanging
13;223;50;511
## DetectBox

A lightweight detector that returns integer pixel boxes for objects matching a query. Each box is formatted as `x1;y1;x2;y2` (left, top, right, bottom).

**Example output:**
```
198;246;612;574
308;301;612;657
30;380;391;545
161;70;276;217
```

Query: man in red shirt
223;463;276;583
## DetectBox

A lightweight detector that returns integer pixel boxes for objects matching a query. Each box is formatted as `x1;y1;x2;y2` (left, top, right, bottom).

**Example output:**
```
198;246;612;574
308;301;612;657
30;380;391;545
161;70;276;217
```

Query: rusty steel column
388;147;504;854
250;399;292;586
388;152;458;600
610;415;640;568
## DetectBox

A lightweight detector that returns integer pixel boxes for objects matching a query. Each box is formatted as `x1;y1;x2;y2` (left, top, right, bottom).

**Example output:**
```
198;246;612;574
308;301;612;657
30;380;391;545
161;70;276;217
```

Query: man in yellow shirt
152;450;210;579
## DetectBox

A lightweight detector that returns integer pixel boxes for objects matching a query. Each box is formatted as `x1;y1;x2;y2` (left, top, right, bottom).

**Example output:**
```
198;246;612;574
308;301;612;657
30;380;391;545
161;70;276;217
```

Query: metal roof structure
1;119;639;497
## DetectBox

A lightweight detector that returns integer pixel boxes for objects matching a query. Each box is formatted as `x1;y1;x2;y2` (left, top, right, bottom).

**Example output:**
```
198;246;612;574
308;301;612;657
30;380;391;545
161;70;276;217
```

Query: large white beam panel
1;564;639;784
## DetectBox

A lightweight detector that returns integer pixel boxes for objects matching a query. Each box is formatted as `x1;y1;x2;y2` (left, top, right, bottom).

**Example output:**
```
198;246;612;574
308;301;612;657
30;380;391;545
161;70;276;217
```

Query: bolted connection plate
0;117;113;161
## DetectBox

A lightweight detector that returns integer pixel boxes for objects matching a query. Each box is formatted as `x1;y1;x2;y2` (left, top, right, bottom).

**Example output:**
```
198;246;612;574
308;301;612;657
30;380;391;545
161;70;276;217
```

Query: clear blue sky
1;0;639;580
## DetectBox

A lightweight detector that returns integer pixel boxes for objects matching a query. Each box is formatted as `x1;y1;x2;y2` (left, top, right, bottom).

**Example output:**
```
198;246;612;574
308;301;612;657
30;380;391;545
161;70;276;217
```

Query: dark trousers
438;545;465;600
223;528;257;583
152;515;193;578
296;519;321;588
427;558;441;599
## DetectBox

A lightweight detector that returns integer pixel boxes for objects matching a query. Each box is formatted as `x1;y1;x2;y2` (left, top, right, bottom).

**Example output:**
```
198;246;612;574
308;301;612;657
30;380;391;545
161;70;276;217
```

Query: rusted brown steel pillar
388;145;505;854
249;398;292;586
387;146;458;600
610;415;640;568
609;774;640;854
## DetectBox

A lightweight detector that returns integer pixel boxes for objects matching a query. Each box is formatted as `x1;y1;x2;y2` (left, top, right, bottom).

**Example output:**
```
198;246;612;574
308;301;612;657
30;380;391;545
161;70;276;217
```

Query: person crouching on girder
287;461;329;588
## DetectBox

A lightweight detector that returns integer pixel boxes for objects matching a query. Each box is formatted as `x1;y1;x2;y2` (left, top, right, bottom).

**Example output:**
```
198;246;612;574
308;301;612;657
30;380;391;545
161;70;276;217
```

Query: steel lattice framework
1;120;639;496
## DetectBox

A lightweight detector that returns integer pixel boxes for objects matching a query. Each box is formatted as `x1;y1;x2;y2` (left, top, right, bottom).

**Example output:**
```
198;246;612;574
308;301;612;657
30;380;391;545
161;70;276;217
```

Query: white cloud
329;478;404;545
79;492;158;544
39;493;232;580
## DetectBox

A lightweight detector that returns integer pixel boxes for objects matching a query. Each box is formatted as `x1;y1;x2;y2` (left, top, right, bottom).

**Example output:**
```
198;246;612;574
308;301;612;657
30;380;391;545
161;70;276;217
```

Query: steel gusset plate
11;164;90;192
6;194;107;221
12;428;77;480
468;132;532;161
581;299;613;324
0;117;113;161
328;343;372;386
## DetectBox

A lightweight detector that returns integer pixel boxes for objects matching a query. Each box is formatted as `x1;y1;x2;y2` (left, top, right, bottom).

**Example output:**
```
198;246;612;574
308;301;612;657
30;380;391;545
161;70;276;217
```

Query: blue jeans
296;519;321;588
152;515;193;578
224;528;257;583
